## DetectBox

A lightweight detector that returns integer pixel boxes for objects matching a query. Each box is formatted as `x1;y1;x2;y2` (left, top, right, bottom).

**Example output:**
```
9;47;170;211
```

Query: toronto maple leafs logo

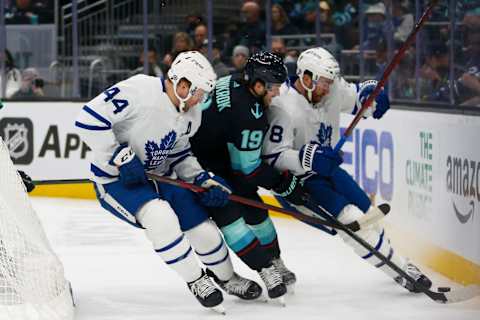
316;123;332;147
144;131;177;170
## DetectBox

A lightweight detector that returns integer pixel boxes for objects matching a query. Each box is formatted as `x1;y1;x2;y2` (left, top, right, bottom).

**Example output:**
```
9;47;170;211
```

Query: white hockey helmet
167;51;217;111
296;47;340;101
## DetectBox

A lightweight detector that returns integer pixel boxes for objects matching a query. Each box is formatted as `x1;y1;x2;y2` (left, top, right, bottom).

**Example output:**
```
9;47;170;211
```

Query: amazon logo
446;156;479;224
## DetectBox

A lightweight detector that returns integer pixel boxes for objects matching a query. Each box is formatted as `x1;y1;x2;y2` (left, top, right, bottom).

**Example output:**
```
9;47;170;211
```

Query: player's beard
311;87;330;104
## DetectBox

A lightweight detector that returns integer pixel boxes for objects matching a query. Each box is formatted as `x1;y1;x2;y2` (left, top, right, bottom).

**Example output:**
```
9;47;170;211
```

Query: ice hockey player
262;47;432;293
75;51;262;313
191;51;317;302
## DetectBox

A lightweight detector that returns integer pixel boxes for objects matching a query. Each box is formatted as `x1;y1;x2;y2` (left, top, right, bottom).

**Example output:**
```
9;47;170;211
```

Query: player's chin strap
298;76;314;103
173;91;191;113
301;196;480;305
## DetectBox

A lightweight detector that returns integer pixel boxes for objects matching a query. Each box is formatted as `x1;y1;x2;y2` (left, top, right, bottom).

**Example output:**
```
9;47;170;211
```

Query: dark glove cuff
272;171;297;197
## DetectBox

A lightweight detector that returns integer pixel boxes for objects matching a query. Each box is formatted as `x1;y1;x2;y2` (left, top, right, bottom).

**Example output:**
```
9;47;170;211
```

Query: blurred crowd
3;0;53;24
125;0;480;106
1;0;479;106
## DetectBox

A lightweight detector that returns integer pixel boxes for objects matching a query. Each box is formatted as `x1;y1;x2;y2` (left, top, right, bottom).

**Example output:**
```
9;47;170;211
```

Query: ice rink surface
32;197;480;320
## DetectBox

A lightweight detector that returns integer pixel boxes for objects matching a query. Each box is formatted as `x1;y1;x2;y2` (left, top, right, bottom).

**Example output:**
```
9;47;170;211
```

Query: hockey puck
437;287;451;292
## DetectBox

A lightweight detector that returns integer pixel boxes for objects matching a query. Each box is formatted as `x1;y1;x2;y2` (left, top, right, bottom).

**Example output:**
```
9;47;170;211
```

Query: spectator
392;0;414;44
230;45;250;74
331;1;359;49
271;37;287;60
0;50;21;98
299;1;318;34
161;53;174;73
362;2;387;50
11;67;44;98
184;12;204;38
299;1;336;50
194;24;208;51
171;32;193;60
284;49;300;77
220;19;240;55
419;42;452;101
457;23;480;106
271;3;300;44
318;1;335;34
200;39;230;78
130;48;163;77
238;1;266;53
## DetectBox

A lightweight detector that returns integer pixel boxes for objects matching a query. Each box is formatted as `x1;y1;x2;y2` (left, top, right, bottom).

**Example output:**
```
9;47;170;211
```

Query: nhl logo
0;118;34;164
4;123;29;159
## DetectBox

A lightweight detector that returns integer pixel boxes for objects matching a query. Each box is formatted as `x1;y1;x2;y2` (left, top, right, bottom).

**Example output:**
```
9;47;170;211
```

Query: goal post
0;138;75;320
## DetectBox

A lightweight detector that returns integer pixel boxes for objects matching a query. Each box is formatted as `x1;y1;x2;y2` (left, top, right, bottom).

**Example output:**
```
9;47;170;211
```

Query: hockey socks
248;217;281;258
221;217;272;270
185;220;233;281
337;205;408;280
137;200;202;283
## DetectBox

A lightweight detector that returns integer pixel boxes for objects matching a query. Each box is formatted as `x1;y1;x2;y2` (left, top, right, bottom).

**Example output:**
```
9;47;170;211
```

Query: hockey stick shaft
146;173;389;232
33;176;386;232
333;0;439;153
33;179;91;185
146;173;341;230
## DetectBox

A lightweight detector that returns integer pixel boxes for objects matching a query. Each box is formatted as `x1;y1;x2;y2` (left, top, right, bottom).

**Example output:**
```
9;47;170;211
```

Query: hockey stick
32;176;387;231
33;179;91;185
333;0;439;153
145;173;386;232
303;197;480;304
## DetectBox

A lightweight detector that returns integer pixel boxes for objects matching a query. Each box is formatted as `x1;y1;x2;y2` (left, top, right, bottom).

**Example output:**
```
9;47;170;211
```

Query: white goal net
0;138;75;320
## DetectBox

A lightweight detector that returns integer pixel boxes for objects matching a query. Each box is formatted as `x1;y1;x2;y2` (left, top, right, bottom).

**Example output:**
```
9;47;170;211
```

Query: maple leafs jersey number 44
104;87;129;114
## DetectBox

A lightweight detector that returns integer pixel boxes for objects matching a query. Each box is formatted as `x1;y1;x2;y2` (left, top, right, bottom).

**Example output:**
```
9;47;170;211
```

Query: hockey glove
299;143;343;177
273;171;309;205
110;144;147;187
18;170;35;193
356;80;390;119
194;171;232;207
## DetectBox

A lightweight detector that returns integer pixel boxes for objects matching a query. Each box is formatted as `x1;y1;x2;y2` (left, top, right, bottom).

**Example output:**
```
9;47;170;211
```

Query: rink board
1;101;479;285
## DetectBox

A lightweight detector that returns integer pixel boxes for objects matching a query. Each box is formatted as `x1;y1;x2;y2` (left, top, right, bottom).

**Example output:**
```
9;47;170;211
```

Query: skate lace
272;258;289;275
405;263;422;281
259;265;283;290
223;273;252;295
190;274;217;299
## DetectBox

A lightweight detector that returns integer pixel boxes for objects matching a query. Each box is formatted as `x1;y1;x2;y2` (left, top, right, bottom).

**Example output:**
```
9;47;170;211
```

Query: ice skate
394;262;432;293
206;269;263;300
188;272;225;313
272;257;296;294
258;264;287;305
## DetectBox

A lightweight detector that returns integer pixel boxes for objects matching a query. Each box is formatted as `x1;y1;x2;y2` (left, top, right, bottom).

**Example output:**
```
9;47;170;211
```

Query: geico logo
38;125;91;159
342;128;394;201
446;156;480;201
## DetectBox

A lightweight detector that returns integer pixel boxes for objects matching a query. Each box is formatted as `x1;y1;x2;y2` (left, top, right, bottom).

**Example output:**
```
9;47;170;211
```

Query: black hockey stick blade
440;284;480;304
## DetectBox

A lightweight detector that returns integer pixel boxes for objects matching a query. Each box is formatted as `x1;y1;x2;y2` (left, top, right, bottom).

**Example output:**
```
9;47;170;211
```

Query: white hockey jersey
76;74;204;184
263;77;357;176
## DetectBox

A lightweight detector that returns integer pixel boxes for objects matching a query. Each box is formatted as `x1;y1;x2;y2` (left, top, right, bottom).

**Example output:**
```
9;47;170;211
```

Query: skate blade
286;283;296;295
210;304;226;315
235;295;268;304
270;295;286;307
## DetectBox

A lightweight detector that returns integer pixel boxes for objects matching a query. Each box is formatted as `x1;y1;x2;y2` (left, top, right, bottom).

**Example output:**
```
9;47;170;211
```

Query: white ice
32;197;480;320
